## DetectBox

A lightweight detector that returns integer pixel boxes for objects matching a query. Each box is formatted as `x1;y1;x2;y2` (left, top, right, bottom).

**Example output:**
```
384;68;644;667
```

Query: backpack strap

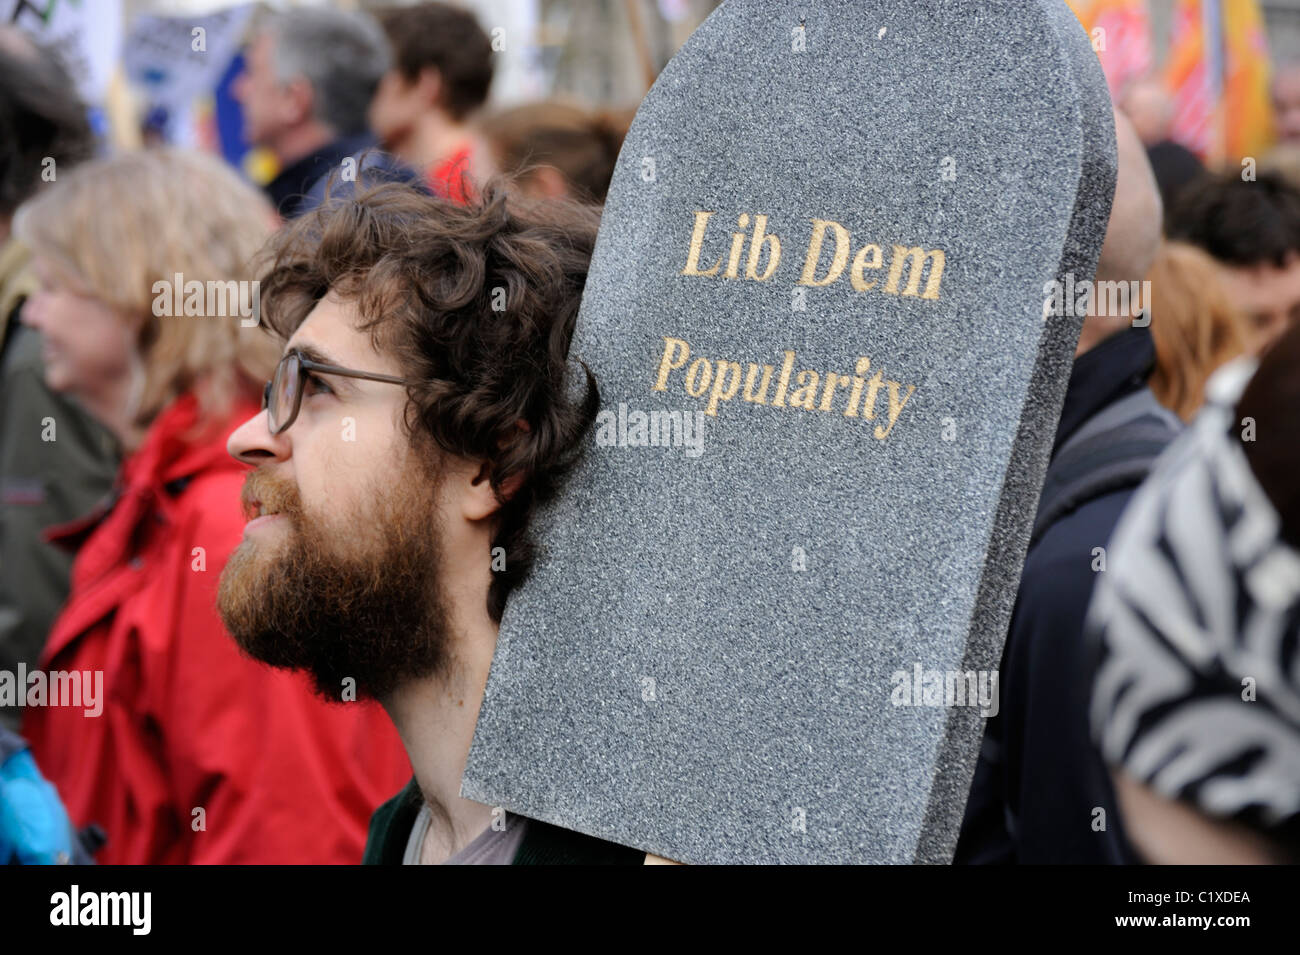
1029;388;1181;550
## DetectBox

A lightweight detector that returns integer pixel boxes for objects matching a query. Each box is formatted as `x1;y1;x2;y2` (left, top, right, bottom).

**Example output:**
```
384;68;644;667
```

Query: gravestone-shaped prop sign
464;0;1117;863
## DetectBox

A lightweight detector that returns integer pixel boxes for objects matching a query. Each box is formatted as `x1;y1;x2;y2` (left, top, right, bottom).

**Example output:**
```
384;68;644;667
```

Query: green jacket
0;239;119;732
363;777;645;865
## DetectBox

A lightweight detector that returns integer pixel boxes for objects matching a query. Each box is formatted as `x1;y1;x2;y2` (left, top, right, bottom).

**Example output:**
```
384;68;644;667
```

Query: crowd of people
0;3;630;866
0;2;1296;865
958;106;1300;864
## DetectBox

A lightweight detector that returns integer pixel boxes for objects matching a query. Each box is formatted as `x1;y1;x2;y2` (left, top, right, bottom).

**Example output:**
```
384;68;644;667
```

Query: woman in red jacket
14;149;410;864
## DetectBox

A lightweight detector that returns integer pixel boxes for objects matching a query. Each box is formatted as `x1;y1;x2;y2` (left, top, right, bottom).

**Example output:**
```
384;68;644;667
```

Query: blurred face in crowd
1214;254;1300;354
1273;66;1300;145
21;257;138;407
233;32;305;149
368;67;432;148
219;294;457;699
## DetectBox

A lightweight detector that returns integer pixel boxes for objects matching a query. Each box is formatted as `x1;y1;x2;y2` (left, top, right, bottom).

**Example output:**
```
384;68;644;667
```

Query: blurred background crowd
0;0;1297;865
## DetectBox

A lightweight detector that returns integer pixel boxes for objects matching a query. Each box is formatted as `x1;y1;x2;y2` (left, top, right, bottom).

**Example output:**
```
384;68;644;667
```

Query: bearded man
218;181;649;864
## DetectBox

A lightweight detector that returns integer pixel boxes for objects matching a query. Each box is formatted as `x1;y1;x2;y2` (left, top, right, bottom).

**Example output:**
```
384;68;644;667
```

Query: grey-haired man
233;7;394;219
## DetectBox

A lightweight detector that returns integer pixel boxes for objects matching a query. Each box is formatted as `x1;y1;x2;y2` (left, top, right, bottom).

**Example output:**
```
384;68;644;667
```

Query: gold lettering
819;372;853;412
745;214;781;281
788;370;820;410
685;358;713;397
742;363;774;404
797;218;851;286
851;244;883;291
681;211;722;277
862;369;886;420
885;245;945;299
724;213;749;278
707;361;743;416
684;209;945;303
845;356;870;417
653;337;690;391
874;381;917;440
649;339;916;441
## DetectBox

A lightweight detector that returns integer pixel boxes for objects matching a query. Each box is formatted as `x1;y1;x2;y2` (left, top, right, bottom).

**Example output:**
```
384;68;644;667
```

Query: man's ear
462;420;529;521
283;76;316;127
462;463;523;522
416;65;445;109
461;462;498;521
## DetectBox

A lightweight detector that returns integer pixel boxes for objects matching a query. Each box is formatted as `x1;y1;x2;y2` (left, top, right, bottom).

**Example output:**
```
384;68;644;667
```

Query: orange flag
1067;0;1153;101
1221;0;1275;162
1164;0;1275;166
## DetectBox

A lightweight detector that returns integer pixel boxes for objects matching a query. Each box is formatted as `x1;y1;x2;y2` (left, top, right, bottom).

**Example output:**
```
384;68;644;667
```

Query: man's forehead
1219;258;1300;308
283;295;396;371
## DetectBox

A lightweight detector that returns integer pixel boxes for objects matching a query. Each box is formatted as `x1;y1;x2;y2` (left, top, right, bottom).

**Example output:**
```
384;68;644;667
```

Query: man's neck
381;598;499;862
1075;308;1138;357
271;122;337;170
398;111;475;174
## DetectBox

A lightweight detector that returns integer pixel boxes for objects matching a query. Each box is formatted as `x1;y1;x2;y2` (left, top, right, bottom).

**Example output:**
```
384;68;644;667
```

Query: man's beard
217;457;451;701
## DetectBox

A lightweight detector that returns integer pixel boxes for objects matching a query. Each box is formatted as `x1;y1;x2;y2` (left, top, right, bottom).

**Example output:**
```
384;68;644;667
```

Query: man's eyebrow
286;342;344;369
283;341;360;394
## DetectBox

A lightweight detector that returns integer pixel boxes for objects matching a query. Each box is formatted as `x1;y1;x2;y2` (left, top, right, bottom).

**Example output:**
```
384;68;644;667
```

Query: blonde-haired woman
16;149;409;864
1148;240;1254;421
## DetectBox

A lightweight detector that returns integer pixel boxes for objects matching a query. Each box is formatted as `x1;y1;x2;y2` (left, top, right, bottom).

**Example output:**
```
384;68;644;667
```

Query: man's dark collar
1052;324;1157;457
266;132;378;218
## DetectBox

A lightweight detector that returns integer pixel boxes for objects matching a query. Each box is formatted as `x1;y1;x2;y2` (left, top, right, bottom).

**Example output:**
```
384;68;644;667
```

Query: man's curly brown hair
257;179;601;621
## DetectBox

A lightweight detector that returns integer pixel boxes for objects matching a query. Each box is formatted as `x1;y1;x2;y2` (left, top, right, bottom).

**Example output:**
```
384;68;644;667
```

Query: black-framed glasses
261;349;419;435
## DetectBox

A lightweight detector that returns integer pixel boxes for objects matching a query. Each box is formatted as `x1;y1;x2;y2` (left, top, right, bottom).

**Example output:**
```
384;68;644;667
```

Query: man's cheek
296;431;350;512
294;409;395;527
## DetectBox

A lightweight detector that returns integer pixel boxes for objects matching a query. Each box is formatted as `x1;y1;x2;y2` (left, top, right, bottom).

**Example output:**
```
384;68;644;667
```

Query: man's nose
228;406;288;465
18;293;45;329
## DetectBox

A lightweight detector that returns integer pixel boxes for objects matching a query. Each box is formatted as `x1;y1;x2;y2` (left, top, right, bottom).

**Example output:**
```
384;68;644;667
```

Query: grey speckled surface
463;0;1117;863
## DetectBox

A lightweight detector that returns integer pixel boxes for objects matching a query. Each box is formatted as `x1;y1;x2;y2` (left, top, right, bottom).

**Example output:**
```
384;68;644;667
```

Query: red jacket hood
24;387;412;864
45;391;257;565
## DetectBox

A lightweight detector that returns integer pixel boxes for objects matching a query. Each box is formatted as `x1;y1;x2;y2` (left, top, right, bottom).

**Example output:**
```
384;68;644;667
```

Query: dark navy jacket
955;326;1180;864
266;134;420;220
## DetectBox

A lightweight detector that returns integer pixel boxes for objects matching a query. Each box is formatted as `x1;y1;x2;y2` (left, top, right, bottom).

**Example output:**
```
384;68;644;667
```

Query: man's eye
304;374;333;396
